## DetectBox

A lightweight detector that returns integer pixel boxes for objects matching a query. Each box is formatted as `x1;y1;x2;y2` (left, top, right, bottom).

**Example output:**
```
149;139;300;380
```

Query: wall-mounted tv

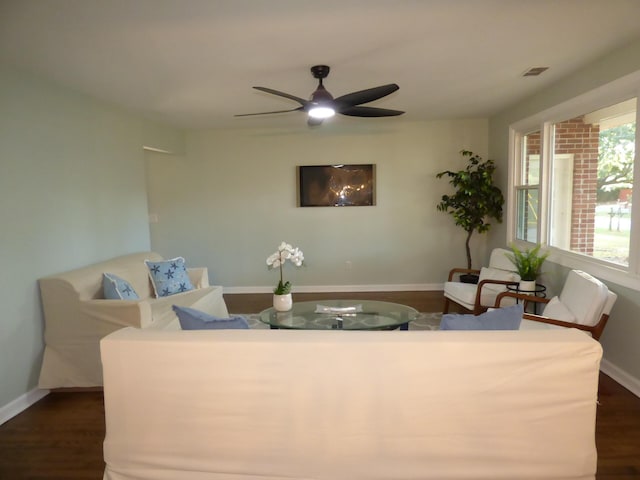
298;164;375;207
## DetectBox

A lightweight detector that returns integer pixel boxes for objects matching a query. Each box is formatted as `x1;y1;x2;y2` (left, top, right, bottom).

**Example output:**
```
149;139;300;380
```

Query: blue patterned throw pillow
102;273;139;300
172;305;249;330
145;257;194;298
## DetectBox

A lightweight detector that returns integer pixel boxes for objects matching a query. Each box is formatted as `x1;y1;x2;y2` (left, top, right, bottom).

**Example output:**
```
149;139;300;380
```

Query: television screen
298;164;375;207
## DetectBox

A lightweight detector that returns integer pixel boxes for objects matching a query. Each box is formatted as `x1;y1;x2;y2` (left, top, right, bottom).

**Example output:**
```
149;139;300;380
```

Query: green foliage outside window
598;123;635;202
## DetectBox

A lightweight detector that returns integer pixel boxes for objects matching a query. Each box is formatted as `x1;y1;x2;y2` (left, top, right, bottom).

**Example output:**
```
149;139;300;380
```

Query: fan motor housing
311;65;330;79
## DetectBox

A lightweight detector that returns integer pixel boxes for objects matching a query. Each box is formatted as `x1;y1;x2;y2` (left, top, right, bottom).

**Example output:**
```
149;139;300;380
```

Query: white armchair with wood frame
494;269;616;341
443;248;520;315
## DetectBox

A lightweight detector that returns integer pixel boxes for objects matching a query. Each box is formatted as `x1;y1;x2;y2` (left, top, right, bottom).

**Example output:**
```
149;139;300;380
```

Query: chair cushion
172;305;249;330
519;318;563;332
444;281;500;310
444;252;519;312
559;270;609;327
440;304;524;330
542;296;577;322
488;248;517;271
478;267;519;292
145;257;195;298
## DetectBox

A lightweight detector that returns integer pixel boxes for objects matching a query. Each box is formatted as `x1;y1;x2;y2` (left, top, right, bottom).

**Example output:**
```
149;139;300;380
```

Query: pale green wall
0;64;183;409
488;37;640;384
146;120;489;291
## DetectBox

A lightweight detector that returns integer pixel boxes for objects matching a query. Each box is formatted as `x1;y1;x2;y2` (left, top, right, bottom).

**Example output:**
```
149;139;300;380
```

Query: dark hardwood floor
223;290;447;314
0;292;638;479
595;373;640;478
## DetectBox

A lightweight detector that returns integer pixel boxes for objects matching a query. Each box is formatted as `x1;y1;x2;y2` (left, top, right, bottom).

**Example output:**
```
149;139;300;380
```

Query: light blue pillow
440;304;524;330
172;305;249;330
102;273;139;300
145;257;194;297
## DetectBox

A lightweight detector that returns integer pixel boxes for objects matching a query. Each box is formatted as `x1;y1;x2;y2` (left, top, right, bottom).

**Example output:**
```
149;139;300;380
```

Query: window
509;75;640;287
514;130;541;243
549;102;635;266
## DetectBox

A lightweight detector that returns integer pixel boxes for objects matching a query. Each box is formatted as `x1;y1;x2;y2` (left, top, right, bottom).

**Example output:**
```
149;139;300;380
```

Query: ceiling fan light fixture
236;65;403;125
308;82;335;118
308;106;335;119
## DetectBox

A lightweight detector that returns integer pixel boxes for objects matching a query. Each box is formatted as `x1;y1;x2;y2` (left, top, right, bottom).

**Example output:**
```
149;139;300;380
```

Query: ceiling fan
235;65;404;126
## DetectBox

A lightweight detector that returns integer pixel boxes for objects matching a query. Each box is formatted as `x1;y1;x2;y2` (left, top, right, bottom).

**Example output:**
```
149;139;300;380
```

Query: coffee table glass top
259;300;418;330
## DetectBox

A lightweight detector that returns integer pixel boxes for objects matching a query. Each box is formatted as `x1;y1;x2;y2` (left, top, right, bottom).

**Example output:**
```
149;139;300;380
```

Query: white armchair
495;269;617;340
443;248;520;315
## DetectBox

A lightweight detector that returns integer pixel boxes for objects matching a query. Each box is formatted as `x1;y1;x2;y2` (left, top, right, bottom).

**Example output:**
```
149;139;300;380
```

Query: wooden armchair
494;270;617;341
443;248;520;315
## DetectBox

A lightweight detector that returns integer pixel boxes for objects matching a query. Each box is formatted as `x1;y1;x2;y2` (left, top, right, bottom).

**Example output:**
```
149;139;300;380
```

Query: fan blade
307;117;324;127
339;106;405;117
253;87;309;106
334;84;399;108
235;107;303;117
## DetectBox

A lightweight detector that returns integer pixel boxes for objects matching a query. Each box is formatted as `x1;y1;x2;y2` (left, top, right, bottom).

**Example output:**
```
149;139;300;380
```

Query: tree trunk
465;230;473;269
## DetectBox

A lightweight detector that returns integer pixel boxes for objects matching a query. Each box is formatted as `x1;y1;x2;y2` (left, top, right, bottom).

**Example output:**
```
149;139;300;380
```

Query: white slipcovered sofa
39;252;228;388
101;327;602;480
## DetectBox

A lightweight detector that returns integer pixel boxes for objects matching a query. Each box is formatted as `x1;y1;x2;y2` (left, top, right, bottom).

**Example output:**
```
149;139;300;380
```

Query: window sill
547;248;640;292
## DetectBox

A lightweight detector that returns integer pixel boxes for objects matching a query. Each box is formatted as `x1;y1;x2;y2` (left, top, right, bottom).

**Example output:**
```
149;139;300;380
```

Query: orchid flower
267;242;305;294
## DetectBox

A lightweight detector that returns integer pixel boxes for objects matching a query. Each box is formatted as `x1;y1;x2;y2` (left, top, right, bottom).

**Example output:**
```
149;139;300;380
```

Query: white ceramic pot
273;293;293;312
518;280;537;293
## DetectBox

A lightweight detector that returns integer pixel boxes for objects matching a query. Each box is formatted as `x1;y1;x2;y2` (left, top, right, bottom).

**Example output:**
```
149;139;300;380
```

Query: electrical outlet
345;260;352;270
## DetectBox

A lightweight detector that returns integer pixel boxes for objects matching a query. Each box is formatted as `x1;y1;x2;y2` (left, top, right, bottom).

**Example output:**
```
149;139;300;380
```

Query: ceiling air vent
523;67;549;77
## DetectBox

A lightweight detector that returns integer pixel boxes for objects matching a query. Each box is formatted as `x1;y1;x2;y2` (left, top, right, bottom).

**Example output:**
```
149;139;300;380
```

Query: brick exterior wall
553;117;600;255
525;132;540;163
522;118;599;254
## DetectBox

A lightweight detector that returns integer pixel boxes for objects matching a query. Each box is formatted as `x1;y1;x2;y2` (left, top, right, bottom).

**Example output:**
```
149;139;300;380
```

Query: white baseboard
600;358;640;398
0;388;49;426
224;283;444;294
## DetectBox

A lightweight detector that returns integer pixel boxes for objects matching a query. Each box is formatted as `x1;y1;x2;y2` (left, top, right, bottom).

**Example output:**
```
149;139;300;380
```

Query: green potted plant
436;150;504;281
505;243;549;291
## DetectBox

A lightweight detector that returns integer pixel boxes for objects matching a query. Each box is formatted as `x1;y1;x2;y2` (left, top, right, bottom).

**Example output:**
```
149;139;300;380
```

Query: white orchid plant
266;242;304;295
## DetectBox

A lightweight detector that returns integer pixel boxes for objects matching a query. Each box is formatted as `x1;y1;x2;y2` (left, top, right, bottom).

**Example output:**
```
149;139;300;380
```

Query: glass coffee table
259;299;418;330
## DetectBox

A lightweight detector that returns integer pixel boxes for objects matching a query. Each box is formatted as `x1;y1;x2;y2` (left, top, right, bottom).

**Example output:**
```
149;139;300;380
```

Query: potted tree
505;243;549;291
436;150;504;282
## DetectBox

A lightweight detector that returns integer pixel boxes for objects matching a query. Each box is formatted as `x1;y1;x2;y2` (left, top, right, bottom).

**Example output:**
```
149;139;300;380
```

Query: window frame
507;71;640;291
512;129;544;244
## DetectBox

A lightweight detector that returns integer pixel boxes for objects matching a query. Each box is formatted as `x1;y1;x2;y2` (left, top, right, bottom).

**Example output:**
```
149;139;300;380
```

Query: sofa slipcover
101;328;602;480
39;252;228;388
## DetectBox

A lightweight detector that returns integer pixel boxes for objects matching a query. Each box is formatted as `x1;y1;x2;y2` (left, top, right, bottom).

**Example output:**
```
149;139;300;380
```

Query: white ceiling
2;0;640;130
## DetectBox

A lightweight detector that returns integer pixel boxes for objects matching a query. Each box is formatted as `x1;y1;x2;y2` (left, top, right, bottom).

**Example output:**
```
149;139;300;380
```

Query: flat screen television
298;164;375;207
